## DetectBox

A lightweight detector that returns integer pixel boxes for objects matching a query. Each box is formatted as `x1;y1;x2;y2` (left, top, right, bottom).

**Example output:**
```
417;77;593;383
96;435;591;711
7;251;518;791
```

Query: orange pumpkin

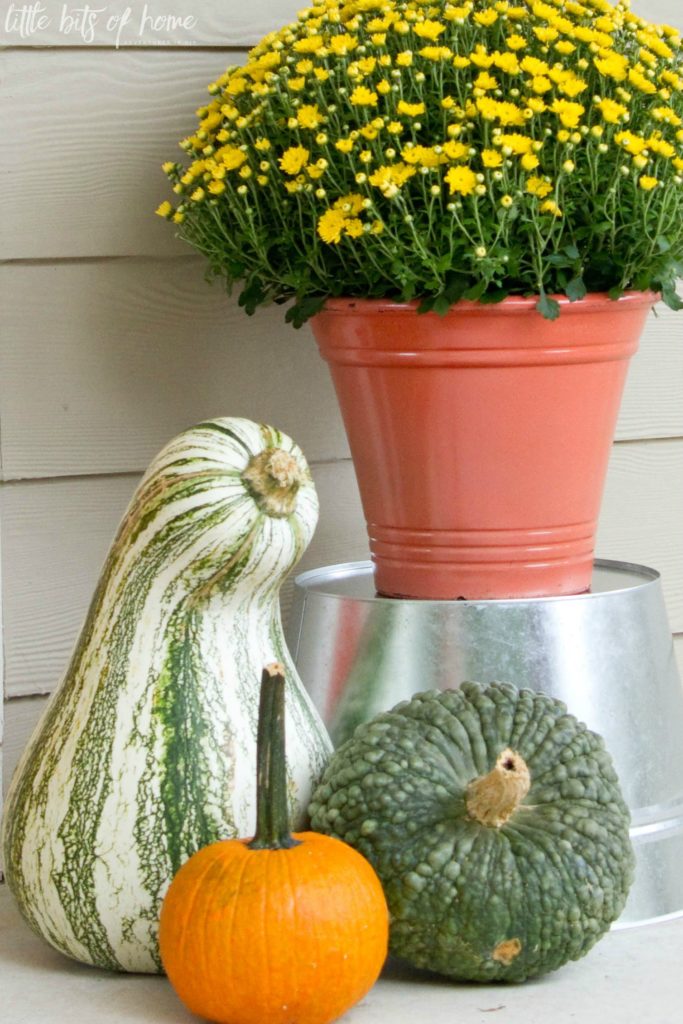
159;664;388;1024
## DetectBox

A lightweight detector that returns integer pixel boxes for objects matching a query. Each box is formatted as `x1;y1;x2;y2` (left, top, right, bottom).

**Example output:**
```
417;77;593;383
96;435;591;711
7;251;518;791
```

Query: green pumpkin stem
248;663;301;851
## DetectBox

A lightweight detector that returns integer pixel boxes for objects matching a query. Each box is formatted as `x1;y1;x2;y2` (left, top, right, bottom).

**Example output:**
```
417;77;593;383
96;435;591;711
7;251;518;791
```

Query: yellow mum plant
158;0;683;323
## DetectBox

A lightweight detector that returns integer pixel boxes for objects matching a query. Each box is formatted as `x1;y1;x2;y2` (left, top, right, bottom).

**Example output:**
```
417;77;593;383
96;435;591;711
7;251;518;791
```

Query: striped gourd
1;418;332;974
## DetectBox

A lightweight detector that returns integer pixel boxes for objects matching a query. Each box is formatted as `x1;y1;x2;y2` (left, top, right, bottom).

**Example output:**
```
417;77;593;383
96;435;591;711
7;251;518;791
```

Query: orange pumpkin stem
248;663;301;851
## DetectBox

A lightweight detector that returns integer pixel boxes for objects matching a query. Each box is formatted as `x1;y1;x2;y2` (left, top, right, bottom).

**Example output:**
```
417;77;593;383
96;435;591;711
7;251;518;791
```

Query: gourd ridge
2;417;332;973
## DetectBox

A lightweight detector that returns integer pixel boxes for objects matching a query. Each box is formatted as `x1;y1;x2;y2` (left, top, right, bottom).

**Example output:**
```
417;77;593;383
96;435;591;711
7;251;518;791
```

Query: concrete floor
2;883;682;1024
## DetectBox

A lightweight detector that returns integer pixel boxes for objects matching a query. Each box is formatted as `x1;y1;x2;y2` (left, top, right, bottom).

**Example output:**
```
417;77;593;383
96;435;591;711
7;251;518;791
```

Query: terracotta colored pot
310;292;657;600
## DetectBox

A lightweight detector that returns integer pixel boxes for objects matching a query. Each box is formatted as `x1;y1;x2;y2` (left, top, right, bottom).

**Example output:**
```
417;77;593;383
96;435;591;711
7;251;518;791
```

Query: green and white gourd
2;418;332;974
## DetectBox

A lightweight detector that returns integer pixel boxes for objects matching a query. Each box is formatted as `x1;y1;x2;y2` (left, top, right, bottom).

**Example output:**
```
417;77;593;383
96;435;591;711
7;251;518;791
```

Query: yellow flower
476;97;526;126
254;138;271;151
350;86;379;106
190;187;206;202
497;132;534;155
639;175;659;191
540;199;563;216
452;55;471;69
551;99;585;129
443;140;469;160
475;71;498;91
397;100;426;117
647;135;675;159
317;208;347;244
208;180;226;194
220;146;247;170
333;194;365;216
521;152;540;170
377;79;392;95
396;51;413;67
329;33;358;56
594;52;629;82
155;200;173;218
279;145;310;175
172;211;185;224
162;161;175;174
492;50;520;74
402;144;446;167
297;104;323;129
314;68;330;81
295;59;314;74
287;77;306;91
500;194;514;207
387;121;404;134
628;68;657;95
345;218;364;238
652;106;682;127
445;165;478;196
595;98;628;124
526;176;553;198
507;34;527;51
555;41;576;55
473;9;498;27
368;165;412;197
357;57;377;75
335;138;355;154
534;26;558;43
414;19;446;40
420;45;453;61
521;56;550;77
531;76;552;94
482;148;504;167
293;35;324;53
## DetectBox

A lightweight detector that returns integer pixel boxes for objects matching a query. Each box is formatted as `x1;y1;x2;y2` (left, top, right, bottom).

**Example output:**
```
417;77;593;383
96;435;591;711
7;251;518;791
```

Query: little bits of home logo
3;3;199;46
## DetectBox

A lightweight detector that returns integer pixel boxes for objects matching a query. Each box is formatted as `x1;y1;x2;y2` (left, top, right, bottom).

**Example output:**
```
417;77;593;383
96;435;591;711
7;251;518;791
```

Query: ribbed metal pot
286;558;683;927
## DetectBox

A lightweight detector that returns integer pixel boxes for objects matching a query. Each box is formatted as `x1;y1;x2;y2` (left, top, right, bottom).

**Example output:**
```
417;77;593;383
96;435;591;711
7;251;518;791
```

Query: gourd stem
242;448;304;518
466;748;531;829
248;664;301;851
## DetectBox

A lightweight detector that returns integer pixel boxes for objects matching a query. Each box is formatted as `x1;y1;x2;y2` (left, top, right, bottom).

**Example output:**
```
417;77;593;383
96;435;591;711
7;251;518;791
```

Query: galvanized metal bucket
287;559;683;927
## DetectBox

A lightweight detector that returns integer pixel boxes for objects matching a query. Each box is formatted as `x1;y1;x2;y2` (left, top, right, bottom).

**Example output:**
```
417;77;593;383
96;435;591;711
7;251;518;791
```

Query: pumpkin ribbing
159;664;389;1024
309;682;635;983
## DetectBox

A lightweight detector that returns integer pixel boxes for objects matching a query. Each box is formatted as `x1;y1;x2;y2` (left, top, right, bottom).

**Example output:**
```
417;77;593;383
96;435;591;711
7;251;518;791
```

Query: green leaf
478;287;510;305
565;276;588;302
661;283;683;312
432;295;453;316
656;235;672;253
284;294;327;328
536;293;561;321
417;295;437;314
443;272;470;304
464;280;488;301
607;285;625;301
564;243;580;260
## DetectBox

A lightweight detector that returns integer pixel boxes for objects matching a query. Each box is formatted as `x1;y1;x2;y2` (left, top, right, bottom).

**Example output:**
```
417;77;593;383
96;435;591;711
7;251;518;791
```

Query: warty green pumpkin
2;417;332;974
309;682;634;983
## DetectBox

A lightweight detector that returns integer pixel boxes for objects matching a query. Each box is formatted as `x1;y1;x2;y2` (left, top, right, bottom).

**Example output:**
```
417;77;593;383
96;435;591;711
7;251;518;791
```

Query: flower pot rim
315;291;659;317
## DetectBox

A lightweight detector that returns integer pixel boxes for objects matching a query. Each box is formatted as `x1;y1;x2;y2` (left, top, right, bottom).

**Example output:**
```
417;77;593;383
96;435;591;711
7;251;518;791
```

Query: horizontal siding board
0;0;297;47
1;49;246;260
0;0;678;47
0;259;349;480
1;261;681;483
2;439;682;699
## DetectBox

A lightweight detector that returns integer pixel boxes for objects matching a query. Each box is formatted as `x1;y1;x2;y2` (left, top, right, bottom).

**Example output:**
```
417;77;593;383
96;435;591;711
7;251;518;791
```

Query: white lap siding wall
1;1;682;839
